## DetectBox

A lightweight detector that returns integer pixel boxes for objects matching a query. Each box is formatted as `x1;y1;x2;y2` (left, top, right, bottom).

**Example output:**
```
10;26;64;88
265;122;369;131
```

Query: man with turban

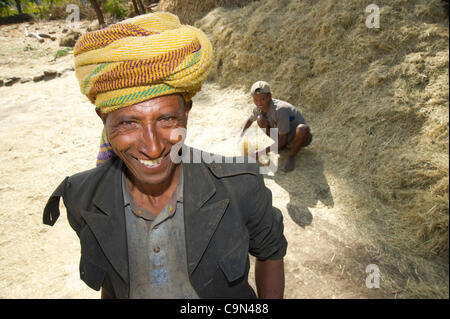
43;12;287;299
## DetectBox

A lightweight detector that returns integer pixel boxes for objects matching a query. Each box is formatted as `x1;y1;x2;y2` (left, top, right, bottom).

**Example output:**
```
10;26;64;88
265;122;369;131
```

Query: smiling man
42;13;287;299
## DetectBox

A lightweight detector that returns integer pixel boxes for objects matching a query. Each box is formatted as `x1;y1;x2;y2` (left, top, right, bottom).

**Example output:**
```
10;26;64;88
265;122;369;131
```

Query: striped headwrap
73;12;213;165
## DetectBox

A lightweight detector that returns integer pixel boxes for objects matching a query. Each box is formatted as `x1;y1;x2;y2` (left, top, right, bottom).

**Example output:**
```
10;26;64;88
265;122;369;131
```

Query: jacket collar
80;147;230;285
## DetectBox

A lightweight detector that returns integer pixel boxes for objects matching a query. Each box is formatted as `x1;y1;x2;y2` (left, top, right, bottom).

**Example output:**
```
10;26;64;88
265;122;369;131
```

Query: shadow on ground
268;148;334;228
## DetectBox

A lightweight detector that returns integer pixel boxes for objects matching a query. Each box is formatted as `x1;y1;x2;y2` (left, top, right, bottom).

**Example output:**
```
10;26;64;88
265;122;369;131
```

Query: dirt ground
0;20;394;299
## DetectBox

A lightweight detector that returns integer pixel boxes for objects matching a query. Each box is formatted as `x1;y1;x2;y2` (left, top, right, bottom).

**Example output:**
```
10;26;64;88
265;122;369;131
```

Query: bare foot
284;156;296;172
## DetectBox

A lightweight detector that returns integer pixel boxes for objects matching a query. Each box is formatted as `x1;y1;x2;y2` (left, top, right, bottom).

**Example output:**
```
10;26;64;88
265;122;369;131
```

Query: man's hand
252;146;271;161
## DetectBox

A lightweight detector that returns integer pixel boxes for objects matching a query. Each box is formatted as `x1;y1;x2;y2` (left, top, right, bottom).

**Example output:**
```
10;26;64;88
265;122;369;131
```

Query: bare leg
284;124;310;172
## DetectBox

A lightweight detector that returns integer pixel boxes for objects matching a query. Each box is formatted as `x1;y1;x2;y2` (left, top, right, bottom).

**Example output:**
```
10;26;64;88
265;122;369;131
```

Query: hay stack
187;0;448;297
157;0;256;24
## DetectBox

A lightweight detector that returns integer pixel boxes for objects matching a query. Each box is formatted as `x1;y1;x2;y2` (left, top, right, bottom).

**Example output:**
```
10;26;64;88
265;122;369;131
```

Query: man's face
252;93;271;113
102;94;190;187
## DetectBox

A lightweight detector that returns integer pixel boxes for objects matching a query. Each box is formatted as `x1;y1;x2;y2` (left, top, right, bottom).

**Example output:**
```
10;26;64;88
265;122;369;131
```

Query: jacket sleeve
43;177;68;226
42;176;82;236
246;174;288;260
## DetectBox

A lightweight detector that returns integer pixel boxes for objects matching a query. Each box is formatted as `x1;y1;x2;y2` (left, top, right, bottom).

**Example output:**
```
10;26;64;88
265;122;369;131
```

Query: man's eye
161;116;177;122
119;121;136;126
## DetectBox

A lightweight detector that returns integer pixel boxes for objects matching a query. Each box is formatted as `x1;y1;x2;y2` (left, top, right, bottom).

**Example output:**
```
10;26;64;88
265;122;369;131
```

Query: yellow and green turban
74;11;213;113
73;12;213;165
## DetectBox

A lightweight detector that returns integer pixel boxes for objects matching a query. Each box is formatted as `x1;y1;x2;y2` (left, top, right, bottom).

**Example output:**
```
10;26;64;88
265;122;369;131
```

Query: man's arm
240;118;254;137
277;133;288;150
246;164;287;293
101;287;113;299
255;258;285;298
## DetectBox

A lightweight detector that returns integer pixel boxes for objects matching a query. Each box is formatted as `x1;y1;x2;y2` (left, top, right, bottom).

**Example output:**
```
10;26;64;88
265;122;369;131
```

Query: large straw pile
158;0;256;24
160;0;449;297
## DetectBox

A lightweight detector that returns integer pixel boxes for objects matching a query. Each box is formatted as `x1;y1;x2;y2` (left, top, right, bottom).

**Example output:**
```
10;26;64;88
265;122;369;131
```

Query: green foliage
0;0;14;16
54;46;72;59
1;0;129;20
0;0;66;18
0;0;11;9
103;0;127;19
23;0;41;16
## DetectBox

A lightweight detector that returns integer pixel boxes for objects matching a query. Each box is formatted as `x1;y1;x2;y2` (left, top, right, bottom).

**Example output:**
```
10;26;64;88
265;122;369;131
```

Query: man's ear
186;100;193;112
185;100;193;118
96;108;107;125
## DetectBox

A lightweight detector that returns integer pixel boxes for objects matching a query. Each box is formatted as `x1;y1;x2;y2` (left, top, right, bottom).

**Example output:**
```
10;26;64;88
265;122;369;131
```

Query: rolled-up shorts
287;128;312;147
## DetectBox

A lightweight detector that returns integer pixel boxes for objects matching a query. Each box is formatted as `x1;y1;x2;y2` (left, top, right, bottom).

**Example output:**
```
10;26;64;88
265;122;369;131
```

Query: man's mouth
138;157;163;168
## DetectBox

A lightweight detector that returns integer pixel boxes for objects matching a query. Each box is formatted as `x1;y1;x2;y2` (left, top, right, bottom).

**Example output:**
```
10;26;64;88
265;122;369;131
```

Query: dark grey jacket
43;148;287;299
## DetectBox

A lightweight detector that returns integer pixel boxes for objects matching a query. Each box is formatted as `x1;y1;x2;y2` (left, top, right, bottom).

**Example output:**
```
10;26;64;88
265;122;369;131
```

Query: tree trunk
15;0;22;14
143;0;158;12
88;0;105;26
136;0;146;14
131;0;140;15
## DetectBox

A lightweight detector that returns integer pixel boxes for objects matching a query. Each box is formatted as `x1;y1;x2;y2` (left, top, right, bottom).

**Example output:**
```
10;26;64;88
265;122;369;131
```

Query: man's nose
139;124;163;158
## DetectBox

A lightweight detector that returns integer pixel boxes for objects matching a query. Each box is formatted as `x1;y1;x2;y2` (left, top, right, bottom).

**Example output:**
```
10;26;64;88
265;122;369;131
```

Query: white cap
250;81;271;94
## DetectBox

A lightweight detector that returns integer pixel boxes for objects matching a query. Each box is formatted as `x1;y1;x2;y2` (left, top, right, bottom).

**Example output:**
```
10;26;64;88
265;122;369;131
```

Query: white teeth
139;158;162;167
